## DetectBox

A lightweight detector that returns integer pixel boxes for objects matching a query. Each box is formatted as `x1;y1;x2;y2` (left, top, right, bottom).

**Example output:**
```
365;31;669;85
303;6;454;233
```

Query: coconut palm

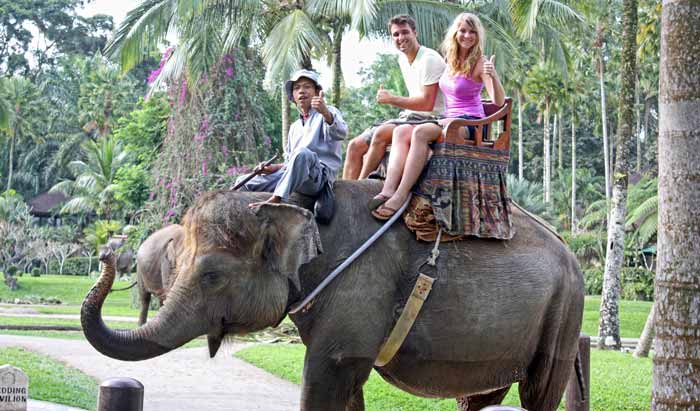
0;77;45;192
50;136;130;220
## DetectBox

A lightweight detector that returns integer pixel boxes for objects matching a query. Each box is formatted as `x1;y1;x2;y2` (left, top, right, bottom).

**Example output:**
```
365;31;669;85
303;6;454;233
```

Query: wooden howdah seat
404;97;515;242
438;97;513;150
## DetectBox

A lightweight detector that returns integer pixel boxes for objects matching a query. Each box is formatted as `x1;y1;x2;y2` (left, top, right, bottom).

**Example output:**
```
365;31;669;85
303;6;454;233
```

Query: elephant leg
456;386;511;411
301;355;372;411
138;288;151;326
519;353;574;411
346;388;365;411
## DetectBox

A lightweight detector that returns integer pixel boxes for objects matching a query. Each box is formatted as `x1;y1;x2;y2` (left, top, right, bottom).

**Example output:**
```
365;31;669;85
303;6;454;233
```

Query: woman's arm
479;56;506;107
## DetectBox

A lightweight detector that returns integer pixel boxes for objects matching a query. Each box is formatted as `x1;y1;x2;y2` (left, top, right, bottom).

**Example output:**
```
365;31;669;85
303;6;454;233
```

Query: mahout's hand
311;90;330;117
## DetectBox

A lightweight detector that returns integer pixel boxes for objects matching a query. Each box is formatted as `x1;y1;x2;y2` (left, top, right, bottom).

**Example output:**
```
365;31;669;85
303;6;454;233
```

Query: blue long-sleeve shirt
285;106;348;179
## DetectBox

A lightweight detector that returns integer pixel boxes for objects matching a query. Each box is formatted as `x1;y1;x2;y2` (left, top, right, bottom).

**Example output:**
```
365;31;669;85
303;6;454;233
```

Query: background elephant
134;224;184;325
82;181;584;411
106;236;135;278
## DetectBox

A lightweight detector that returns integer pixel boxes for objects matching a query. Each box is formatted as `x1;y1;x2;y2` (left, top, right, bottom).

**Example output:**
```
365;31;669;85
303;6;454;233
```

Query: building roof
28;191;68;217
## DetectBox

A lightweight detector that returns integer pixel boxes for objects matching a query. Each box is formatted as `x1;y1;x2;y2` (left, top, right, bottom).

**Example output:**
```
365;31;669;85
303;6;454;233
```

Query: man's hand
312;90;334;124
483;55;497;79
254;162;283;174
376;84;394;105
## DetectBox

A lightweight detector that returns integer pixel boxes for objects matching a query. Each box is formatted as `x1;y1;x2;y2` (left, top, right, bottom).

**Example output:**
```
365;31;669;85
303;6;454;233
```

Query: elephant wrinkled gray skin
135;224;184;325
81;180;584;411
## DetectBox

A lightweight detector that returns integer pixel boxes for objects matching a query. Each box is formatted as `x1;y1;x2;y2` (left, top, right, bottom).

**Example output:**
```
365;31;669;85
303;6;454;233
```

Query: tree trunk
281;91;290;152
543;100;551;204
558;111;564;170
518;92;524;180
633;302;655;358
571;110;577;236
652;0;700;409
552;112;558;176
635;76;642;173
5;132;14;191
331;27;343;108
599;54;611;203
597;0;637;351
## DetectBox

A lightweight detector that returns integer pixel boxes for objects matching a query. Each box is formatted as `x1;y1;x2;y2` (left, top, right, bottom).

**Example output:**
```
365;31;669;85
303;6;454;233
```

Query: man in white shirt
342;15;445;181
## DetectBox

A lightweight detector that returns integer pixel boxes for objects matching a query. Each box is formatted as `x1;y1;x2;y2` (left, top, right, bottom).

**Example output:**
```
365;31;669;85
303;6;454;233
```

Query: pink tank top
439;71;485;118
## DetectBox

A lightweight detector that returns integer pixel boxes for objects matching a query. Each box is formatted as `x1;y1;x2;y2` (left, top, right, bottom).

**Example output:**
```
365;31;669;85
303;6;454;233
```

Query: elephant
106;236;135;278
81;180;584;411
134;224;184;325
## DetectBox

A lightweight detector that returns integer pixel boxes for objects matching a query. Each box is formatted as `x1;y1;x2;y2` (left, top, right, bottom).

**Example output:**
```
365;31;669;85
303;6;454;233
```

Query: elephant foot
456;386;511;411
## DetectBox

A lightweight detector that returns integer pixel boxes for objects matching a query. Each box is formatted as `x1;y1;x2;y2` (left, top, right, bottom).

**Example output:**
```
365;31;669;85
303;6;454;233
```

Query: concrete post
97;377;143;411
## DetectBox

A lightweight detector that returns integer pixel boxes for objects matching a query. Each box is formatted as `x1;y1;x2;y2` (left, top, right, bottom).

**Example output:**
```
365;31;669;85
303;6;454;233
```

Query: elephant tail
110;281;137;292
574;349;586;401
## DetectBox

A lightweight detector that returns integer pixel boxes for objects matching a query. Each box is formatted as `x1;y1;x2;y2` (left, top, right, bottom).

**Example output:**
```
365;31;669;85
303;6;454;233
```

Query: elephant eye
200;271;222;289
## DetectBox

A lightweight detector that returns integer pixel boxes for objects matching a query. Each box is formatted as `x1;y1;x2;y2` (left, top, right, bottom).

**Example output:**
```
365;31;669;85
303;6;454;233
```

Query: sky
78;0;395;90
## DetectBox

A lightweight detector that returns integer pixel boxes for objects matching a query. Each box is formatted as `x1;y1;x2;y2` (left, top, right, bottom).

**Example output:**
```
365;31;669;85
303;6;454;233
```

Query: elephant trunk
81;247;174;361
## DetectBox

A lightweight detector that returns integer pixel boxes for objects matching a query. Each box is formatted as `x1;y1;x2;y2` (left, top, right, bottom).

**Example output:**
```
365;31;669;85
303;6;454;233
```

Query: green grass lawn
581;296;652;338
0;347;97;410
236;343;652;410
0;275;143;317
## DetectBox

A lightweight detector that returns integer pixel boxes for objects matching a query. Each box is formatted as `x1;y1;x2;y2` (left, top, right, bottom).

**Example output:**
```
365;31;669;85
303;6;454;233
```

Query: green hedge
48;257;97;276
583;266;654;300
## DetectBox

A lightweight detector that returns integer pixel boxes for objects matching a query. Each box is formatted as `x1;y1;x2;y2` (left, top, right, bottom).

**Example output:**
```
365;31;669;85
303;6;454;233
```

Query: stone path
0;335;300;411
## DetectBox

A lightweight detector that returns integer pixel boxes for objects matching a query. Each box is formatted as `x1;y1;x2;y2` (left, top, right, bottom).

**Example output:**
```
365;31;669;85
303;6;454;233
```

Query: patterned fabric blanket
404;141;514;241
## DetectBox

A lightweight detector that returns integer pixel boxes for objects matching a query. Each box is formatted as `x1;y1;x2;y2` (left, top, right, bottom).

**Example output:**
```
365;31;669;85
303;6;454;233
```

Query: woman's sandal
371;204;398;221
367;194;390;211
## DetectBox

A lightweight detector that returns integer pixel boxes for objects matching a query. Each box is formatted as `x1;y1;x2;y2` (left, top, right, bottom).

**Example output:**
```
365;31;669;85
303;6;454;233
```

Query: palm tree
50;136;129;220
653;0;700;407
597;0;637;351
0;77;44;192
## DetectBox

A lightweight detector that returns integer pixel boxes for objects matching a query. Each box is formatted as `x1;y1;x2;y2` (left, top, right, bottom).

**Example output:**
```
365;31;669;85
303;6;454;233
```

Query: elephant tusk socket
289;194;413;314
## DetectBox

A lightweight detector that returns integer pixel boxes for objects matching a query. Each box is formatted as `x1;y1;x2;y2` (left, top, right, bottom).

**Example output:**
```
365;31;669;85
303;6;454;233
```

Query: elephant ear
255;203;323;291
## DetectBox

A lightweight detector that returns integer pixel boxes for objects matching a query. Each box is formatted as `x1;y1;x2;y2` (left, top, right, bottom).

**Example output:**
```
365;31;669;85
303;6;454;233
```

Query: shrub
6;265;18;276
48;257;96;276
583;266;654;301
31;268;41;277
621;267;654;301
584;267;604;295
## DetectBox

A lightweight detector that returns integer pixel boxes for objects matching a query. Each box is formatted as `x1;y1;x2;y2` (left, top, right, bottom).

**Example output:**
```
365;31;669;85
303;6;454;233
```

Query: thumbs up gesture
311;89;329;116
483;55;497;78
376;83;393;105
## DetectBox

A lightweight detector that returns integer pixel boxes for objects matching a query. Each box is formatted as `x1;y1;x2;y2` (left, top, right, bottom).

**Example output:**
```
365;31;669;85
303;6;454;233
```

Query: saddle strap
375;273;435;367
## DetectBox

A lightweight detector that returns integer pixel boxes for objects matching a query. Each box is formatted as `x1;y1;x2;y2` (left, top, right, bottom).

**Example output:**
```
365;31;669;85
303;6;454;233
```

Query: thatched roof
28;192;68;217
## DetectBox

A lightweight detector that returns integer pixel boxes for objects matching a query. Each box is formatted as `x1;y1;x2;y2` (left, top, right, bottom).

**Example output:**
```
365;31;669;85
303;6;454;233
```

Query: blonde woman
371;12;505;220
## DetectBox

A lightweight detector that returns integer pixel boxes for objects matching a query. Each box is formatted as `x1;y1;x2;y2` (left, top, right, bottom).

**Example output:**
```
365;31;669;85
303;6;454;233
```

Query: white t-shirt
398;46;446;116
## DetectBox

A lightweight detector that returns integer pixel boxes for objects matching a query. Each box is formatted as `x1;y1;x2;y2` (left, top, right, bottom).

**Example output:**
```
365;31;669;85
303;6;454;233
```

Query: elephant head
81;191;322;361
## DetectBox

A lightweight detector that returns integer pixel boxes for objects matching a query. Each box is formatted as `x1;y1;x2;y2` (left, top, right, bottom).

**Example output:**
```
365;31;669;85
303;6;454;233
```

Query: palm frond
184;14;223;81
60;197;96;215
105;0;176;72
626;194;657;228
50;180;76;195
306;0;378;33
263;10;329;84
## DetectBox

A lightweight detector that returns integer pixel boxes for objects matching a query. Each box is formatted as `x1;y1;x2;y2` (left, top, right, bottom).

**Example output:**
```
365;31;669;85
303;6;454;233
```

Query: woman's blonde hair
441;13;485;77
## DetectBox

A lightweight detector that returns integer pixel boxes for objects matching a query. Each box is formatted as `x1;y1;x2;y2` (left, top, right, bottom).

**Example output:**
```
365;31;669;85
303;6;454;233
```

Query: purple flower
165;209;175;217
202;160;208;176
225;67;234;78
148;191;155;201
200;116;209;132
147;47;174;85
223;54;234;64
226;166;250;176
178;80;188;107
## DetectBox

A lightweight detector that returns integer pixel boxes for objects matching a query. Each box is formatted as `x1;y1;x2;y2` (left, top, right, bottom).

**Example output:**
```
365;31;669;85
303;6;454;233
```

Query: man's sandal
371;204;398;221
367;194;390;211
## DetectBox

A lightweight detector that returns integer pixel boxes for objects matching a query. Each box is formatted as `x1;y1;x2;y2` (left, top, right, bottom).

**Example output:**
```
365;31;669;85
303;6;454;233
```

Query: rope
288;194;413;314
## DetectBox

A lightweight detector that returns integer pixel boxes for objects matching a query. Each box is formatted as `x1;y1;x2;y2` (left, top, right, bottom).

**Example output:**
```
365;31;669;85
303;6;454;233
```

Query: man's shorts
358;112;440;145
